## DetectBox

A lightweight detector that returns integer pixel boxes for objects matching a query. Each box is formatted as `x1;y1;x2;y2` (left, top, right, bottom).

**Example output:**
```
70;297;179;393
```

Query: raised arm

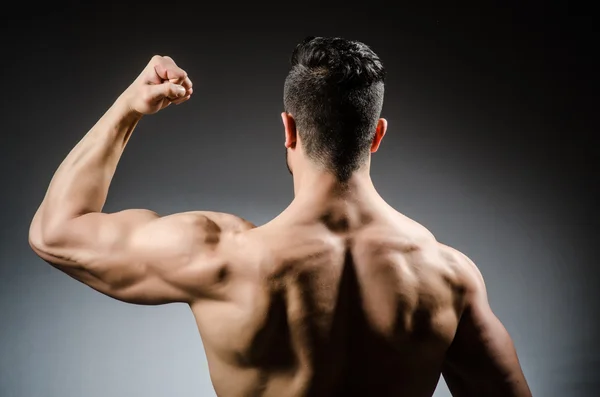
442;249;532;397
28;56;252;305
29;209;253;304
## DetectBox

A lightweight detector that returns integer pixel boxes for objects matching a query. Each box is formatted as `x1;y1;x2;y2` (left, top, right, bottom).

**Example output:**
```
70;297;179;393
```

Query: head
283;36;387;182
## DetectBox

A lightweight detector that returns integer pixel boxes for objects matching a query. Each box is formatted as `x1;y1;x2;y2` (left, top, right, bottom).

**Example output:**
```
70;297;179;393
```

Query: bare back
189;205;475;397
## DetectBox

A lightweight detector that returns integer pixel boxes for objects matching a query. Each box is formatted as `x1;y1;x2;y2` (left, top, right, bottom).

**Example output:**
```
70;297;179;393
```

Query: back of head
284;36;386;181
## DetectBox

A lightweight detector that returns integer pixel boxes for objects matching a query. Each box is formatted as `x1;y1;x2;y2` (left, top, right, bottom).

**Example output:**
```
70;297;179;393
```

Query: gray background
1;2;596;396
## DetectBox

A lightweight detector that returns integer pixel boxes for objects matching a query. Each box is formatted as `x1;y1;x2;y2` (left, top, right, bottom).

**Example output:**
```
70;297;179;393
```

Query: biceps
34;210;158;265
32;210;193;304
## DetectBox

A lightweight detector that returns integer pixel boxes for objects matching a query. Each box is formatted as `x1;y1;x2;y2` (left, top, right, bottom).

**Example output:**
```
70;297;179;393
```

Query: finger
182;76;193;91
168;75;193;94
172;88;193;104
172;93;192;105
148;82;186;101
153;55;188;81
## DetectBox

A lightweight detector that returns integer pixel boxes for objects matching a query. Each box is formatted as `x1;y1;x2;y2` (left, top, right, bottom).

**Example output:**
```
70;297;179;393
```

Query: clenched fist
122;55;193;115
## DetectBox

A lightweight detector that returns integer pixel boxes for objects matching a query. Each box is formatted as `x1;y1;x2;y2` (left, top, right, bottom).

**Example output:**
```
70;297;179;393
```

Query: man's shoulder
166;211;257;233
437;242;486;295
146;211;257;258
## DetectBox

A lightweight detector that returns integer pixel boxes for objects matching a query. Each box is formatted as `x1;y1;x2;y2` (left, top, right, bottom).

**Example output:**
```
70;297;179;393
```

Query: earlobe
282;112;297;149
370;118;388;153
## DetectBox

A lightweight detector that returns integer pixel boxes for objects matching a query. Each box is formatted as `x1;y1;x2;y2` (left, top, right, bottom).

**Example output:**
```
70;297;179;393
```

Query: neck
291;163;380;207
285;164;386;230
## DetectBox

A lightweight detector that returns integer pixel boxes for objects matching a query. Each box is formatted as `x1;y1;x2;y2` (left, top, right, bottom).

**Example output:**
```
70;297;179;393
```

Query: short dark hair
283;36;385;181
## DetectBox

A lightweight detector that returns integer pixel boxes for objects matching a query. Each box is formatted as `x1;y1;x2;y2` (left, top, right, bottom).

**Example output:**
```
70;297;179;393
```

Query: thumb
148;82;186;101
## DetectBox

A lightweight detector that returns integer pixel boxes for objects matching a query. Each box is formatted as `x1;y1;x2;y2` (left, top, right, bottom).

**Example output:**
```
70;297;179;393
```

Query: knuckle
142;86;155;101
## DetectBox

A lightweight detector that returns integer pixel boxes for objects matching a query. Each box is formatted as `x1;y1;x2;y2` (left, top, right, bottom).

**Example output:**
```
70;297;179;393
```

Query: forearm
34;94;142;235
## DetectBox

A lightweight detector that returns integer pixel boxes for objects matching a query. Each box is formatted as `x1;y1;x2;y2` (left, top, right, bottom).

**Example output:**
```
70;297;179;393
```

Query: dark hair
283;36;385;181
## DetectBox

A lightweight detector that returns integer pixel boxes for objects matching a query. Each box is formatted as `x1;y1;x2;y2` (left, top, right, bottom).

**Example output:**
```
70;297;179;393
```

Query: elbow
28;223;71;267
28;228;44;254
28;222;52;256
28;210;46;253
29;210;88;271
28;214;64;256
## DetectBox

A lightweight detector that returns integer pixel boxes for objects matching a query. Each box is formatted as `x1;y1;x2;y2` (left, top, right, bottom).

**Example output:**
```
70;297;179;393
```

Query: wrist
114;89;144;120
96;92;143;141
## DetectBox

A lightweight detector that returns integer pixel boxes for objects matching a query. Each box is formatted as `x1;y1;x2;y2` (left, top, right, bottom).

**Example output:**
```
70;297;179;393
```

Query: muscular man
29;37;532;397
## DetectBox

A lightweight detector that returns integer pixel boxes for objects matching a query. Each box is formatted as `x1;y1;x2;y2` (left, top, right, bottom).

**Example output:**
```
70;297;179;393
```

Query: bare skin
29;56;532;397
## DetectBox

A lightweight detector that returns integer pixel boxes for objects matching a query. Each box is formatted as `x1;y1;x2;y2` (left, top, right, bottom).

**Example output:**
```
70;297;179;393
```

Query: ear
281;112;297;149
370;118;388;153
